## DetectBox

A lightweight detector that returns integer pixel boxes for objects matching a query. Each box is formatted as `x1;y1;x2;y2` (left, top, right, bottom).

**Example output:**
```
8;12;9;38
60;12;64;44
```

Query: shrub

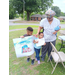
60;20;65;22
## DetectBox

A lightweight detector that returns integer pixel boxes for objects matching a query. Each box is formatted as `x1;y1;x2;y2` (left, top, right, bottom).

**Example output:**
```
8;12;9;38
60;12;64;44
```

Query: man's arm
33;26;43;37
36;26;43;35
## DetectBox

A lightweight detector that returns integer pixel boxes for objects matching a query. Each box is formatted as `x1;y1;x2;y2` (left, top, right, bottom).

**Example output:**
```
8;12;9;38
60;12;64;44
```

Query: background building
31;14;46;21
58;16;65;21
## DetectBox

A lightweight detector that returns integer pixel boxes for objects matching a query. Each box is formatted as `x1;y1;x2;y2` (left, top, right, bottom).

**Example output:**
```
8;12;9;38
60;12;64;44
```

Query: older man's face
47;15;53;22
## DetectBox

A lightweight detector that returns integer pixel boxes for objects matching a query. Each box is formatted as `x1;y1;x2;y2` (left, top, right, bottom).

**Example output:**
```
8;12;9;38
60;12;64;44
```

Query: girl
33;32;46;64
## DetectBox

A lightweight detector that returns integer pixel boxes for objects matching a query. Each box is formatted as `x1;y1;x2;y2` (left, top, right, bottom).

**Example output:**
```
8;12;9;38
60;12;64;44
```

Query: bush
60;20;65;22
54;16;58;19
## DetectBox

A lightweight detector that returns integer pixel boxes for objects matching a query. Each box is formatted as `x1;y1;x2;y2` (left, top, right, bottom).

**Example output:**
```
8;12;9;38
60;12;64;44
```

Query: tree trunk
27;12;30;21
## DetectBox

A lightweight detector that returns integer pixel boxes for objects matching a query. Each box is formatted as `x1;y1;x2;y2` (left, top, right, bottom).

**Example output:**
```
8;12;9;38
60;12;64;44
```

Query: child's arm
20;36;24;38
33;40;38;43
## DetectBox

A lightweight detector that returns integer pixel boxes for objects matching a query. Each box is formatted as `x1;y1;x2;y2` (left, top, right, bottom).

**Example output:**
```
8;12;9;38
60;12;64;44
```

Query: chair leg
61;62;65;68
47;54;54;68
50;58;54;68
51;62;58;74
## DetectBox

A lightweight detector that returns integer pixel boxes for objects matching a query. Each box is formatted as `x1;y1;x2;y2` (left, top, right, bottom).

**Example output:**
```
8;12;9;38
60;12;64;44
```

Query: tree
10;0;53;21
60;12;65;16
51;6;61;17
9;0;16;19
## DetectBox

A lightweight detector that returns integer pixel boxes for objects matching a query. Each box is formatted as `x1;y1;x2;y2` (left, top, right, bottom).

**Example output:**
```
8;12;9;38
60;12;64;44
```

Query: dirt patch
29;64;38;70
9;53;12;57
21;67;28;75
11;47;15;51
29;61;45;70
28;61;45;74
29;63;39;74
13;61;19;65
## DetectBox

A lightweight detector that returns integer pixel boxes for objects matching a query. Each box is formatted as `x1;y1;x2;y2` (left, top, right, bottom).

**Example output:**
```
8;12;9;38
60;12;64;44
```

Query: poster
36;38;45;46
13;36;34;58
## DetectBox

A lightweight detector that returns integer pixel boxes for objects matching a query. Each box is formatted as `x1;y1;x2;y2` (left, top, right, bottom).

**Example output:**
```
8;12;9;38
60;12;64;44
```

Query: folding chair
47;42;65;74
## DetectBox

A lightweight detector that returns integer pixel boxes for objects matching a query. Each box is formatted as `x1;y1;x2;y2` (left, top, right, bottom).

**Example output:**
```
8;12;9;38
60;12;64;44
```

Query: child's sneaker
35;58;37;61
27;58;30;62
31;59;35;65
38;60;40;64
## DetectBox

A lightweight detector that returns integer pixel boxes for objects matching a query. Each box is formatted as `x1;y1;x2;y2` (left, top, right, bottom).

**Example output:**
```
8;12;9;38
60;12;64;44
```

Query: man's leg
41;42;49;61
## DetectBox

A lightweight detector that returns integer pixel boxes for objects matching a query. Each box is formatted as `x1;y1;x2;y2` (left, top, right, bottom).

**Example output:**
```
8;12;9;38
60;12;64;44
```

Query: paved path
9;19;65;32
9;19;65;28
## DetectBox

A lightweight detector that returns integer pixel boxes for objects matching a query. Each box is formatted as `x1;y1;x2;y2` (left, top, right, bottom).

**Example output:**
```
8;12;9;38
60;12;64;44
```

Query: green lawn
9;28;65;75
9;25;65;30
9;25;39;30
60;22;65;24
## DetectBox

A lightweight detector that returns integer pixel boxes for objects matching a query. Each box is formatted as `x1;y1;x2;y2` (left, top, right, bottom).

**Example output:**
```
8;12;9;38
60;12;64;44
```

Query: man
35;9;61;61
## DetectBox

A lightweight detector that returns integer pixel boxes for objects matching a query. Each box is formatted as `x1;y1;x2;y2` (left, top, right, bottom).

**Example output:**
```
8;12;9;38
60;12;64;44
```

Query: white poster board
36;38;45;46
13;36;34;58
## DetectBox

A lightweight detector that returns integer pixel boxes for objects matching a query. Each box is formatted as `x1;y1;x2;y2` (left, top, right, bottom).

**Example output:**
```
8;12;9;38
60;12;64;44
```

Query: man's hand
33;26;43;37
43;43;46;45
33;33;39;37
53;31;57;34
53;26;61;35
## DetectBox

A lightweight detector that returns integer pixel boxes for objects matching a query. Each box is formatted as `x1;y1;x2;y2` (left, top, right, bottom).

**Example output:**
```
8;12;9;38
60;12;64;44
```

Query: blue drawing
22;45;28;49
27;37;32;40
22;45;28;53
14;43;16;46
18;40;30;44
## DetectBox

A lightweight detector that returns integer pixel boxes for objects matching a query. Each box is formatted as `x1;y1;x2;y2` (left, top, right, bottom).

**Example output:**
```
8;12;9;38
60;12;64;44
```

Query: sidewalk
9;19;65;28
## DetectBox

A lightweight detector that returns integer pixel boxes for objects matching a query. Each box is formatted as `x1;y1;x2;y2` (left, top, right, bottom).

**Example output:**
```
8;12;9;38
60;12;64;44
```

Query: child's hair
39;32;43;35
27;27;33;31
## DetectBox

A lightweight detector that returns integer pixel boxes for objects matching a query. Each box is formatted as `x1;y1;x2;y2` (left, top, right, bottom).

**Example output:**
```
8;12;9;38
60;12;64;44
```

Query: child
20;27;35;65
33;32;46;64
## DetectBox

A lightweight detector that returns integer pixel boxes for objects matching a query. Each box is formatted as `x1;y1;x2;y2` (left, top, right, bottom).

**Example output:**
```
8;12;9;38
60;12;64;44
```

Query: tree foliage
51;6;61;17
9;0;16;19
9;0;53;20
60;12;65;16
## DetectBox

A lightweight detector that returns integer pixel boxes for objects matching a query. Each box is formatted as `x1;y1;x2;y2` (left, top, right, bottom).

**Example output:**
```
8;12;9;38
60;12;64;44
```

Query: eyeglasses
47;17;52;19
47;15;52;19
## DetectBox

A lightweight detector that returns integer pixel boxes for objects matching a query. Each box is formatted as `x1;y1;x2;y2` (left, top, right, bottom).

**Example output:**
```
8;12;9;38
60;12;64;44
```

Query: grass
9;25;65;30
60;22;65;24
9;28;65;75
9;25;39;30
